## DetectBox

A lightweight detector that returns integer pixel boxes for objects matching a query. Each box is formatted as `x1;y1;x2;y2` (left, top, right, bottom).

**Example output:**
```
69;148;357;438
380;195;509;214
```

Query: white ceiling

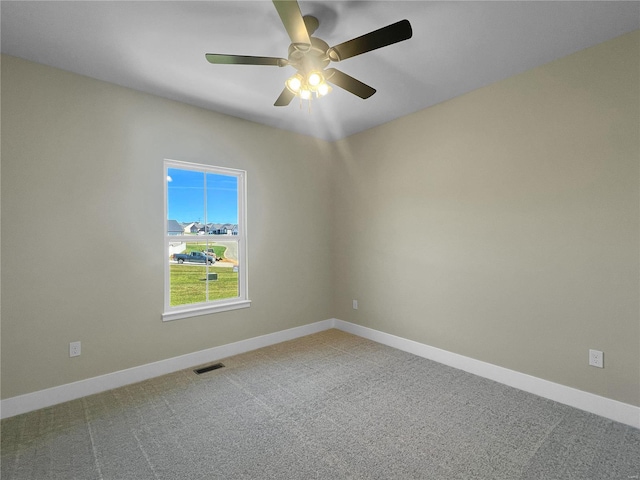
2;1;638;141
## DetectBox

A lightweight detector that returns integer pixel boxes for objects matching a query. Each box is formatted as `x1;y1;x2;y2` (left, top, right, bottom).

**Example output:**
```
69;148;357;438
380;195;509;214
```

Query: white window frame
162;159;250;321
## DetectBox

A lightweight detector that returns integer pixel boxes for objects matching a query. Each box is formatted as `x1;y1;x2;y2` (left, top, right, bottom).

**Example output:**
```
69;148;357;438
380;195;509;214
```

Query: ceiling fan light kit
286;70;330;96
205;0;412;108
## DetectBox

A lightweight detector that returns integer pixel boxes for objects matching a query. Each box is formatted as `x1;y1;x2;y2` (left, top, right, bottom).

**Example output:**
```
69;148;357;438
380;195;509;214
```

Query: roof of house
167;220;183;234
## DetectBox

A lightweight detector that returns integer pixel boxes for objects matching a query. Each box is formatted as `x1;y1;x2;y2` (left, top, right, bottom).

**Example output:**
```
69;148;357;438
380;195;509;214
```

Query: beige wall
332;31;639;406
1;55;334;399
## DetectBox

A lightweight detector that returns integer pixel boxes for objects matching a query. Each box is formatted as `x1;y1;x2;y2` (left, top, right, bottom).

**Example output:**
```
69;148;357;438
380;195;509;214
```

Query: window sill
162;299;251;322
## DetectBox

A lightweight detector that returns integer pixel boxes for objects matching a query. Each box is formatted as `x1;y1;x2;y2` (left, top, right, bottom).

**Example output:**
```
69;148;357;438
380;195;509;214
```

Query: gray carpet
1;329;639;479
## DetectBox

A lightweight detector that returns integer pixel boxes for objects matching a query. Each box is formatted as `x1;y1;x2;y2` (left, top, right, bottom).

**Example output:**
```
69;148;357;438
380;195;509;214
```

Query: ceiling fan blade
205;53;287;67
325;68;376;99
272;0;311;47
274;87;296;106
327;19;412;62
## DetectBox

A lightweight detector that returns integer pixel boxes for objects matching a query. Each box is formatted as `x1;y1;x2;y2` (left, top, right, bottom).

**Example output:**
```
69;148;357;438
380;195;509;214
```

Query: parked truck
172;251;215;264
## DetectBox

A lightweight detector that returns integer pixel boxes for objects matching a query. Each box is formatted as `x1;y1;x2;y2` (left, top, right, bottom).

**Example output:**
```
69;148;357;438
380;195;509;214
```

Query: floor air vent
194;363;225;375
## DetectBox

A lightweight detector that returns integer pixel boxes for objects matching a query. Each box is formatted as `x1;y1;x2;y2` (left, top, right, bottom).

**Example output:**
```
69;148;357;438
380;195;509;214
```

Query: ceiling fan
205;0;412;106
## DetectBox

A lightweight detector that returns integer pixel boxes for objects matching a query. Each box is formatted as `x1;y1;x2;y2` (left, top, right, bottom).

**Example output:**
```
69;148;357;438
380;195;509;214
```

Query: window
163;159;249;321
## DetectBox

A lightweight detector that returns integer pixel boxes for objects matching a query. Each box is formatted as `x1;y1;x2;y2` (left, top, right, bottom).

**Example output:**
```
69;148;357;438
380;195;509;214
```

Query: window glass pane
169;240;239;304
209;239;240;300
206;173;238;226
208;262;240;300
169;262;207;307
167;168;204;224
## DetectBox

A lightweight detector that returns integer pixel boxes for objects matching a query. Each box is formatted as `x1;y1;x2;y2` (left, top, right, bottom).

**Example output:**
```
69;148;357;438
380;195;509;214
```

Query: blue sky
167;168;238;224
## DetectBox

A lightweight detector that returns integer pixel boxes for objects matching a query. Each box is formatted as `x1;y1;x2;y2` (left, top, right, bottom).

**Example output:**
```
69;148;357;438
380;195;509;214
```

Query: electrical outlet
70;341;81;358
589;349;603;368
352;299;358;310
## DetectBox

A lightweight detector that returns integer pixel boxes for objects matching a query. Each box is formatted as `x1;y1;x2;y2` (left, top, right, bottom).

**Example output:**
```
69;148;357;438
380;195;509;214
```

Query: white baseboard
332;319;640;429
3;318;638;429
0;319;334;419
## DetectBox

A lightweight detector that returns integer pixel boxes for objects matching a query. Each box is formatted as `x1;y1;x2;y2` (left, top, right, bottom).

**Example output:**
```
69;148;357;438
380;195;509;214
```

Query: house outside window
167;219;184;236
163;159;250;321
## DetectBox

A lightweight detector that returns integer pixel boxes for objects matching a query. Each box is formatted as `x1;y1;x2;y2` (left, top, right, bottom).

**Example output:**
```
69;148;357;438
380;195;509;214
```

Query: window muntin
163;160;249;321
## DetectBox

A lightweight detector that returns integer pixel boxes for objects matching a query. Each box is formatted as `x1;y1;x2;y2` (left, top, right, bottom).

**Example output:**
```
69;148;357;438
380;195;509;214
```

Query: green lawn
170;264;238;306
184;242;227;259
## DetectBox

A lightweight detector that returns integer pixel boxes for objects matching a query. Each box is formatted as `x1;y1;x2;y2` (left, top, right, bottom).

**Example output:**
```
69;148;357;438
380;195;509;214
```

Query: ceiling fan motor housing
288;37;331;75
